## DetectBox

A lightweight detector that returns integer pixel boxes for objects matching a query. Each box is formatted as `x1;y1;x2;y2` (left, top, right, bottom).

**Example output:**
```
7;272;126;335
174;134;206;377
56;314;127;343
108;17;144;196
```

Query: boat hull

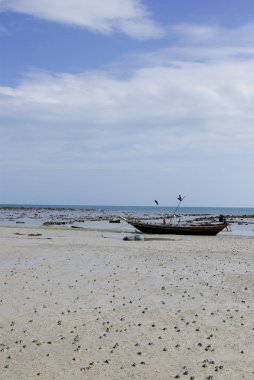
127;220;228;236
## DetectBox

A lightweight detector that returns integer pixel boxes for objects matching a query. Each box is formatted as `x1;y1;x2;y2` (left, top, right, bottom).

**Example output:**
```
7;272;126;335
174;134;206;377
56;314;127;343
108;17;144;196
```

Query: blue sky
1;0;254;206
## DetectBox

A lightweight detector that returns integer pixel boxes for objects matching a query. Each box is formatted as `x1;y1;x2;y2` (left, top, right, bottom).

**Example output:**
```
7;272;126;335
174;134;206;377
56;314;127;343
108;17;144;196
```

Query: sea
0;204;254;236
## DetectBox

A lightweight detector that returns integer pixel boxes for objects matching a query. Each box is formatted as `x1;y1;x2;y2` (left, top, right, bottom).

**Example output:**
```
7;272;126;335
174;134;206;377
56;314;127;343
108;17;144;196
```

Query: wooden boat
122;218;228;236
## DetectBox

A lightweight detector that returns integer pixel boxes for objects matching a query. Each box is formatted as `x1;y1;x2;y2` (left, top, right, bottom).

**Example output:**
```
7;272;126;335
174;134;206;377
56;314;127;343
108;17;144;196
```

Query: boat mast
169;195;185;224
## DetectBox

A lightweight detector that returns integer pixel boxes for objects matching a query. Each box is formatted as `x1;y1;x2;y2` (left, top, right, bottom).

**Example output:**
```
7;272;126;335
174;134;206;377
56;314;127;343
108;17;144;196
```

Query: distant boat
109;218;121;223
121;217;228;236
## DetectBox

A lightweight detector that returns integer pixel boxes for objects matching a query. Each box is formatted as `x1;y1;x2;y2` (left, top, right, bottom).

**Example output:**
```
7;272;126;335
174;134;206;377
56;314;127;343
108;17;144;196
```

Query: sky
0;0;254;207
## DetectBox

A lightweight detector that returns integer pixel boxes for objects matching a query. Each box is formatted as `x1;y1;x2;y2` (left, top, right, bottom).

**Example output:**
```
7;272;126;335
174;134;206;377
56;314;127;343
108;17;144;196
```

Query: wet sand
0;225;253;379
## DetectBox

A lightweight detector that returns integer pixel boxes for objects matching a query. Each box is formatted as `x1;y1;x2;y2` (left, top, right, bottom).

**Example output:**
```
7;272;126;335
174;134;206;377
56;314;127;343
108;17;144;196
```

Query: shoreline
1;219;254;238
1;205;254;238
1;226;254;379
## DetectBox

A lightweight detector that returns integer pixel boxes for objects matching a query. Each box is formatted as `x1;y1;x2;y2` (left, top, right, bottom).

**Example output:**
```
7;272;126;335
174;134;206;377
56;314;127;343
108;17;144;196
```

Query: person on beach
219;214;226;223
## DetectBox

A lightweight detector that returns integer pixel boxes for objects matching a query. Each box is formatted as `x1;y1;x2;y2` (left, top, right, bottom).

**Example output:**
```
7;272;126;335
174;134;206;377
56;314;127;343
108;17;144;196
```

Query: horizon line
0;203;253;209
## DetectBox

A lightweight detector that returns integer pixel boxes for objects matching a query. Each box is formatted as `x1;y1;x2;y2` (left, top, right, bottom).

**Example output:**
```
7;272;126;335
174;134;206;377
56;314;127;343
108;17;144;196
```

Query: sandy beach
0;225;253;380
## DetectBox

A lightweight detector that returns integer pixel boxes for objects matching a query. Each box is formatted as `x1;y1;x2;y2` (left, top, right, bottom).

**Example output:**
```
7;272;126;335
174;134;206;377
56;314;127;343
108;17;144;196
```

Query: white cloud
1;52;254;174
0;0;164;39
1;22;254;205
171;23;254;47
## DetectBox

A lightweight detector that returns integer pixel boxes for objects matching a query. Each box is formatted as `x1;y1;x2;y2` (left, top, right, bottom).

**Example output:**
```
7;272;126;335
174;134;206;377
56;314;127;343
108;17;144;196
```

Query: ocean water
1;204;254;215
0;204;254;236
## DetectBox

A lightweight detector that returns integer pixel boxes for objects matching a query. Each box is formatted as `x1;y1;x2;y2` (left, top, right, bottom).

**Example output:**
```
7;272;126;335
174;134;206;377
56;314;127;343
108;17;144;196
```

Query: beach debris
43;221;68;226
123;234;144;241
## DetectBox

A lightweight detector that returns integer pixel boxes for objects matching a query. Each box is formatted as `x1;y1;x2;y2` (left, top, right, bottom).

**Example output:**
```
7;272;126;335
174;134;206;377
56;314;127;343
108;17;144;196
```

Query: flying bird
154;200;159;206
